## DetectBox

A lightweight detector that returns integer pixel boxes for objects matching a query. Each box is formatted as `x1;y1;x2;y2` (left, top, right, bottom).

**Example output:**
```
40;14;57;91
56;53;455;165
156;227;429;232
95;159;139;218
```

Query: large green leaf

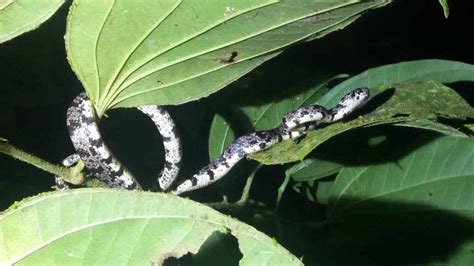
328;136;474;219
325;135;474;265
249;80;474;164
0;189;302;265
65;0;391;116
318;59;474;107
0;0;65;43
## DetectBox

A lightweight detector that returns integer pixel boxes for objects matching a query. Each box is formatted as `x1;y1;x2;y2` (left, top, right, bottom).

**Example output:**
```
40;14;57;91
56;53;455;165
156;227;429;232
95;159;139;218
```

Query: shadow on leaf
324;198;474;265
312;125;441;167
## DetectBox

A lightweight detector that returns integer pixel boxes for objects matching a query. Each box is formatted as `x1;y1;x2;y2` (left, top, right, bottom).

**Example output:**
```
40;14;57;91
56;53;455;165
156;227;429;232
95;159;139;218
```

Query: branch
0;139;84;185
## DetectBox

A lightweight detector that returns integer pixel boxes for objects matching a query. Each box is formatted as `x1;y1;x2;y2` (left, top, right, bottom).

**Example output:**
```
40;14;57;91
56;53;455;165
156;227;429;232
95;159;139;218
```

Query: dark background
0;1;473;264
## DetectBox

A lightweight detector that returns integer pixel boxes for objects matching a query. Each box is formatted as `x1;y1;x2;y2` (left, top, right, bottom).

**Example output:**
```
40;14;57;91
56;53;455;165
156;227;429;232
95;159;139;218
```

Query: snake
55;87;370;195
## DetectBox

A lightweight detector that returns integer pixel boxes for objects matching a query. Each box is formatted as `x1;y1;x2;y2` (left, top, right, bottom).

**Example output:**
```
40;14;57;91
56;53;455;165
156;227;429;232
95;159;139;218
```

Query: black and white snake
55;87;370;195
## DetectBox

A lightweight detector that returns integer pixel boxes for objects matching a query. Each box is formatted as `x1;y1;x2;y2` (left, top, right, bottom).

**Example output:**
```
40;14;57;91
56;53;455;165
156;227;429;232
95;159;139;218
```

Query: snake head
341;87;370;105
331;87;371;121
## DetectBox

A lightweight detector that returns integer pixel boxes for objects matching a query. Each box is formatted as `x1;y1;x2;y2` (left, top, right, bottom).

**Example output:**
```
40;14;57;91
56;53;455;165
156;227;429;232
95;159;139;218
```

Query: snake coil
56;87;370;194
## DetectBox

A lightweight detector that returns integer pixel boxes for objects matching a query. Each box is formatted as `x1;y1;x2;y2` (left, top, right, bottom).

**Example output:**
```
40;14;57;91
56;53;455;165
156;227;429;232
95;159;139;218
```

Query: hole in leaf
163;230;242;266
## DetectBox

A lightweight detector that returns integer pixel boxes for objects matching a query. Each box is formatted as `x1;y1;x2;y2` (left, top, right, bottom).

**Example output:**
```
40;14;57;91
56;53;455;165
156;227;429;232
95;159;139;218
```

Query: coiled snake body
56;88;370;194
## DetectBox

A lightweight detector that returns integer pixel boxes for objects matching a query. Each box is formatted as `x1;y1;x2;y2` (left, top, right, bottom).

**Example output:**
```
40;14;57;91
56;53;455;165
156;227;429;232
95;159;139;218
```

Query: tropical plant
1;1;473;265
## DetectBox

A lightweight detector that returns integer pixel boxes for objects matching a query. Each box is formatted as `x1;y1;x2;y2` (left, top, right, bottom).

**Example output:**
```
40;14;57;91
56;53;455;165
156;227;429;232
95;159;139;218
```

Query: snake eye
356;87;370;98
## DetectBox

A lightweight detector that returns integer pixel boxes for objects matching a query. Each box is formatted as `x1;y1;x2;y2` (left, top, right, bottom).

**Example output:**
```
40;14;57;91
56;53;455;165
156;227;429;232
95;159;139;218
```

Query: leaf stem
0;140;85;185
237;164;262;204
274;171;292;212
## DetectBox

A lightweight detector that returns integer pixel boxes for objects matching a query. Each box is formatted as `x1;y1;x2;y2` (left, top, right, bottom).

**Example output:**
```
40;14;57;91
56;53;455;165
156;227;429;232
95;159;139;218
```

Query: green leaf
209;114;236;161
275;158;341;209
65;0;391;116
318;59;474;107
465;124;474;133
315;180;335;205
438;0;449;18
0;0;65;43
328;135;474;219
325;135;474;265
394;119;467;137
0;189;302;265
290;158;342;182
249;79;474;165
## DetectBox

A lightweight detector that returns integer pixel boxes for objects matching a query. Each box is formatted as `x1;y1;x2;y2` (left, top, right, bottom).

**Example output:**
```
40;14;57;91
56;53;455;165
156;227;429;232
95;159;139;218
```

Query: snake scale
55;87;370;195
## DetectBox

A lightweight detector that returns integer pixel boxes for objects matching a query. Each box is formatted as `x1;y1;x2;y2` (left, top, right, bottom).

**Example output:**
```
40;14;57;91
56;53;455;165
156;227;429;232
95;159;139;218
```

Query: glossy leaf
325;135;474;264
0;189;302;265
328;135;474;219
65;0;391;116
0;0;65;43
318;59;474;107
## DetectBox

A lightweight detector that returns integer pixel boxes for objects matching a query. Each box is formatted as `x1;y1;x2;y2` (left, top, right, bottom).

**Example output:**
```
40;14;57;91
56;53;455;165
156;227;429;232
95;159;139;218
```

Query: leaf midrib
100;0;280;112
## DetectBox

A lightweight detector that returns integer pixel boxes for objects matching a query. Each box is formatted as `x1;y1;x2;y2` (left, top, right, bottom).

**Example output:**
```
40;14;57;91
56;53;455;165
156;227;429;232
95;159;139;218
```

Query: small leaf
315;180;335;205
209;114;236;161
438;0;449;18
0;189;302;265
65;0;391;116
0;0;65;43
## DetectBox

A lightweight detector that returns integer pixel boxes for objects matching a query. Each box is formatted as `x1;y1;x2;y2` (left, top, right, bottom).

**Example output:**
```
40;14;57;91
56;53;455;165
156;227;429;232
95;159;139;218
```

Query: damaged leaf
0;189;301;265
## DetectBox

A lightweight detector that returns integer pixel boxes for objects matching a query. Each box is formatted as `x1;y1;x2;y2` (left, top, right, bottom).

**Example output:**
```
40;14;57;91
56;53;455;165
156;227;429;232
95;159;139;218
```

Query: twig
0;140;85;185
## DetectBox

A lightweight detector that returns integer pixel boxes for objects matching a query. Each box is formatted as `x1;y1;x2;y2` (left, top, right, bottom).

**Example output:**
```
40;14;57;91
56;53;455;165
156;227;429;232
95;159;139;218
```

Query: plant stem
237;164;262;204
274;171;292;212
0;140;84;185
